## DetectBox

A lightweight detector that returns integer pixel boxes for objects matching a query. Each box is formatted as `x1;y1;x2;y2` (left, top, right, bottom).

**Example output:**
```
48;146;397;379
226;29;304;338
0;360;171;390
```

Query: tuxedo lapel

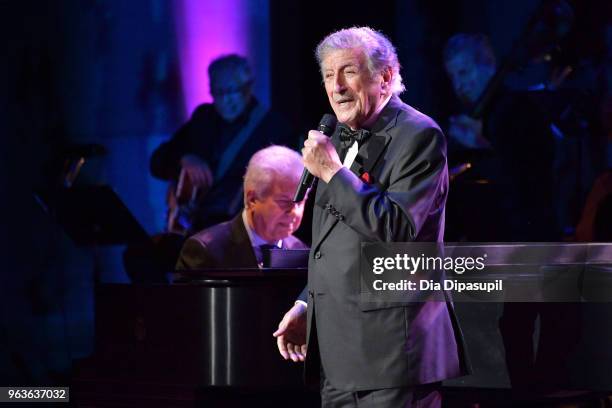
229;213;259;266
348;131;392;183
351;95;400;180
312;97;401;251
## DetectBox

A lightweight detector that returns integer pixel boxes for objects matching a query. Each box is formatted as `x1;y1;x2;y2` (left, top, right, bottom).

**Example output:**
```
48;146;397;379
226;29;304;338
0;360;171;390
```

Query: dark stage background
0;0;610;390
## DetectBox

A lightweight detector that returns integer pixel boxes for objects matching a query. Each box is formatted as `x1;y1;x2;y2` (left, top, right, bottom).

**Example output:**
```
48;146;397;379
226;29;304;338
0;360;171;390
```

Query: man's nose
220;94;234;104
333;75;347;93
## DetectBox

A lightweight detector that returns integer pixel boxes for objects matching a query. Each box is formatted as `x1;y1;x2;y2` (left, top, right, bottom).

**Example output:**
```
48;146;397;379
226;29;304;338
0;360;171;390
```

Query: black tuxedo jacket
176;213;307;269
301;96;469;391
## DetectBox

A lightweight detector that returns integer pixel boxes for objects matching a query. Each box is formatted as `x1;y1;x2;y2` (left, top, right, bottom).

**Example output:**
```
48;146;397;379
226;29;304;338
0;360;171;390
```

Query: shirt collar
242;209;282;248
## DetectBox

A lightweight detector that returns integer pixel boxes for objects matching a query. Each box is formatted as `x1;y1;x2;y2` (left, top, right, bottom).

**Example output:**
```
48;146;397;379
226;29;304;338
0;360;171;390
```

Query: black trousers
320;367;441;408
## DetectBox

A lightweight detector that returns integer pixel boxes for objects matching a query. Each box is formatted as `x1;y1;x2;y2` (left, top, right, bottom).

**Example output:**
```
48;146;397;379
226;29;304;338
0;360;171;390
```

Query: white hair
315;26;405;95
243;145;303;204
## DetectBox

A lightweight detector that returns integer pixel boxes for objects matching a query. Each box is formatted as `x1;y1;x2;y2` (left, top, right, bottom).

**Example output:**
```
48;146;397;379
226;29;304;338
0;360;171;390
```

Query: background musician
175;145;308;270
150;54;295;234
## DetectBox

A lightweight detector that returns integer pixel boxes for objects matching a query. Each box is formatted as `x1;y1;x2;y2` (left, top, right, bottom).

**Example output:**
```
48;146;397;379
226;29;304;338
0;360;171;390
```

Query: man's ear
381;66;393;91
245;189;258;208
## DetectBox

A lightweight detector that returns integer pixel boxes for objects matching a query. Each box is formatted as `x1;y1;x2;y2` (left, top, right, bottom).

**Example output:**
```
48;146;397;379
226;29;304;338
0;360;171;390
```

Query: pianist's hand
273;303;307;362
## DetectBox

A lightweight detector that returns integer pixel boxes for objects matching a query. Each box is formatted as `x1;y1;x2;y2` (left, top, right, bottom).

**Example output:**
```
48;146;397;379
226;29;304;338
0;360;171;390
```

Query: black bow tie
338;124;371;149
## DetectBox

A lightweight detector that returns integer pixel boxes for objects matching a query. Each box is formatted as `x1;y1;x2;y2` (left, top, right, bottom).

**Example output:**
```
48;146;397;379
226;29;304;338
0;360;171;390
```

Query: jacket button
314;251;321;259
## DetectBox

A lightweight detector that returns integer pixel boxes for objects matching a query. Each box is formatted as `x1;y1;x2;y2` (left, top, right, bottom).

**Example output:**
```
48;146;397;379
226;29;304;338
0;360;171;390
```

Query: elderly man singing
273;27;468;408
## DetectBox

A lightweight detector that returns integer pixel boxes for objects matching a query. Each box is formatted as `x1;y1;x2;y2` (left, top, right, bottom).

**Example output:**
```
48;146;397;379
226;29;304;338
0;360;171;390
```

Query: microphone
293;114;338;202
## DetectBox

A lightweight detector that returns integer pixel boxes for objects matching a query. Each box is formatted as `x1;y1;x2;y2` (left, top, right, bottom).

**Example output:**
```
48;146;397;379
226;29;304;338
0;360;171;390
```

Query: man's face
321;48;386;129
248;176;305;242
445;52;494;105
210;71;252;122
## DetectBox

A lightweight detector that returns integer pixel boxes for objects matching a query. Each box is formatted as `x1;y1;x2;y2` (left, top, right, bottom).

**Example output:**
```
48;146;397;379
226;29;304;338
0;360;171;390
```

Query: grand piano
74;268;319;406
73;264;612;407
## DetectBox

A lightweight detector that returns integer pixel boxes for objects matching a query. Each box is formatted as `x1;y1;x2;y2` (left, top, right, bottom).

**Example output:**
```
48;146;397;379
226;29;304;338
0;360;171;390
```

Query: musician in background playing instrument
444;34;582;394
150;54;295;234
124;55;295;283
443;33;559;242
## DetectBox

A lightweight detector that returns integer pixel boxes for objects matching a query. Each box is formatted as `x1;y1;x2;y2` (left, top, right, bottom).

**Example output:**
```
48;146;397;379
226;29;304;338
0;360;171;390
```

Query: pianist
175;145;308;270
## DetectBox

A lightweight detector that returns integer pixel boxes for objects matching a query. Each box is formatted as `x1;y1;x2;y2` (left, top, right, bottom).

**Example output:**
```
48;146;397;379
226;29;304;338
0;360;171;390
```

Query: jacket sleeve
150;105;209;180
316;127;447;242
150;123;190;180
175;237;214;270
297;286;308;303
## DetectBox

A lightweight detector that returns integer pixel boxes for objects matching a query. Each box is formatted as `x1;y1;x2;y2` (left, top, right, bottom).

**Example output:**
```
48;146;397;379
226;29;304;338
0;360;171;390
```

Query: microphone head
318;114;338;136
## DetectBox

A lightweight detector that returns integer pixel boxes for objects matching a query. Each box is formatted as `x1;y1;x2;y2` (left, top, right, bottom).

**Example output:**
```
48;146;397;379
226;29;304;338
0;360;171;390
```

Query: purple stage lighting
174;0;250;116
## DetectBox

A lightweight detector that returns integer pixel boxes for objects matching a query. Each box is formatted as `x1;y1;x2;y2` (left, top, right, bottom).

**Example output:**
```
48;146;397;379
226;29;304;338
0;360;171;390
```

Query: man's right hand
179;154;213;188
273;302;307;362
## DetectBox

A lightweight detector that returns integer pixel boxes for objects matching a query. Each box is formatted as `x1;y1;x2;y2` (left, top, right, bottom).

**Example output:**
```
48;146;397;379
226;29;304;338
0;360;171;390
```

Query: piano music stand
52;184;149;247
40;184;150;283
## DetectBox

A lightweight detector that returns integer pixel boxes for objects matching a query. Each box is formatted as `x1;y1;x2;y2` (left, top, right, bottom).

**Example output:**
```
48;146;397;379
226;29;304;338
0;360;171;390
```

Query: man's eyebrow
324;62;360;72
